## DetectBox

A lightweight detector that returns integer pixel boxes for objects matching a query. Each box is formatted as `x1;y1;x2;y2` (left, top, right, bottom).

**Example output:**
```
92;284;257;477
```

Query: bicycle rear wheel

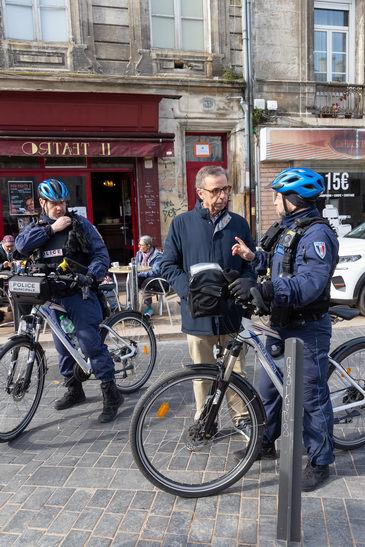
329;339;365;450
101;311;156;393
130;367;265;497
0;336;46;442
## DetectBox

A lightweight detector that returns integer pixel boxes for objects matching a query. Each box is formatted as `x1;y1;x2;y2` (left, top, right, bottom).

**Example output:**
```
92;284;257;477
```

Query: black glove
229;278;274;304
229;278;257;302
77;274;94;288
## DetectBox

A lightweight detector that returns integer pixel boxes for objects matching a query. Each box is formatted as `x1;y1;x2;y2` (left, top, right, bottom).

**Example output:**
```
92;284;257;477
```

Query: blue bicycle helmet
271;168;325;200
37;178;70;201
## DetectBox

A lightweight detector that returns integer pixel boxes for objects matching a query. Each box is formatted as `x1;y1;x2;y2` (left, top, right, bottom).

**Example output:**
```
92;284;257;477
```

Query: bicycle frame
234;315;365;415
234;316;284;396
21;302;92;377
19;301;140;378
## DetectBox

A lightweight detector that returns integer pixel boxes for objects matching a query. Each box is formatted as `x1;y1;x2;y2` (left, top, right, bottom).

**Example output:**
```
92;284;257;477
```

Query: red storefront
0;91;174;263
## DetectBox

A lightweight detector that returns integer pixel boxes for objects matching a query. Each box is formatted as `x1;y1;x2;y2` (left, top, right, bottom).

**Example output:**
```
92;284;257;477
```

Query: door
185;133;228;210
91;172;137;264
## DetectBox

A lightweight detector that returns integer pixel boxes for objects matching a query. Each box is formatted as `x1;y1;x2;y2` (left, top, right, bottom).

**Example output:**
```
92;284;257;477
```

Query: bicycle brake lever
250;287;269;315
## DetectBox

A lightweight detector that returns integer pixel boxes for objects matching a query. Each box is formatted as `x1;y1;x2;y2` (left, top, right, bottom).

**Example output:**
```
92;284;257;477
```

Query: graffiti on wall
161;197;187;223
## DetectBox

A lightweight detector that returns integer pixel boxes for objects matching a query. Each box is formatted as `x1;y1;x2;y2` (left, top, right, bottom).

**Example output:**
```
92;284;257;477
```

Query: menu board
138;161;161;247
8;181;35;215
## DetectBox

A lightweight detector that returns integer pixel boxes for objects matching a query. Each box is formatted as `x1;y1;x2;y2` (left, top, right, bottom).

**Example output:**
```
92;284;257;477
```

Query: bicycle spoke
329;345;365;449
131;370;264;496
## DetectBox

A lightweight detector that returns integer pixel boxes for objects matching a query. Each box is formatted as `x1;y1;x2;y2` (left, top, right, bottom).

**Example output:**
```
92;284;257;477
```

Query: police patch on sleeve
314;241;326;259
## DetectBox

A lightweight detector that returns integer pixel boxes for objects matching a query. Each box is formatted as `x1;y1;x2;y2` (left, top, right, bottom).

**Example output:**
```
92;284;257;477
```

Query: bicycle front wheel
101;311;156;393
0;336;46;442
329;338;365;450
130;368;265;497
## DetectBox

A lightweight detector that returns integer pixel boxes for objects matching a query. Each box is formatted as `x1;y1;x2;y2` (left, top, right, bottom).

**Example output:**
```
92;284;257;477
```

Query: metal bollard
276;337;304;545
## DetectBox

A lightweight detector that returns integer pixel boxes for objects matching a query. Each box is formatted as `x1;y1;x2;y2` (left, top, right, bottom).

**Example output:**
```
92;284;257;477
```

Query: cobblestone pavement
0;327;363;546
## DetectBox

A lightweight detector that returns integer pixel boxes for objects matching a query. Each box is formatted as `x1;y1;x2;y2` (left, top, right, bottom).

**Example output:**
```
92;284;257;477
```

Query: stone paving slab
0;329;362;545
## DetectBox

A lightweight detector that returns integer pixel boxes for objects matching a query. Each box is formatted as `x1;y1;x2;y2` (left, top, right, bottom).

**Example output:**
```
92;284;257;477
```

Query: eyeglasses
199;185;232;197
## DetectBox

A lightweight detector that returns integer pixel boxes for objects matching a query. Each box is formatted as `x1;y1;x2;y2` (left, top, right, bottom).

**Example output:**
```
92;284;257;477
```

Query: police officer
15;178;123;423
229;168;339;492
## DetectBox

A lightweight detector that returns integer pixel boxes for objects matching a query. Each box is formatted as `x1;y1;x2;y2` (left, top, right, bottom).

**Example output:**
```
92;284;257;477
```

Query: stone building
0;0;248;261
251;0;365;239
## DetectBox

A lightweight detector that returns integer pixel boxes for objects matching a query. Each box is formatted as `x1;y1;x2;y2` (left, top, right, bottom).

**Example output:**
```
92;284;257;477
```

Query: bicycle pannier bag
188;263;228;319
9;275;51;304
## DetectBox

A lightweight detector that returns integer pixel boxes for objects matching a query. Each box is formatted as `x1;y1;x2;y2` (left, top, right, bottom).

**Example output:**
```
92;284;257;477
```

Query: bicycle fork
7;317;42;395
200;341;243;437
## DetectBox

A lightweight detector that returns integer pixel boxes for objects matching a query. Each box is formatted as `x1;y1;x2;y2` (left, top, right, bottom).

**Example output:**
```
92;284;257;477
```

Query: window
150;0;207;51
185;135;224;162
4;0;68;42
314;1;354;83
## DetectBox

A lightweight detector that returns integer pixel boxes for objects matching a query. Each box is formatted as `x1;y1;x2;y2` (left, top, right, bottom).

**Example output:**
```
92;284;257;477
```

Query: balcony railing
314;83;364;119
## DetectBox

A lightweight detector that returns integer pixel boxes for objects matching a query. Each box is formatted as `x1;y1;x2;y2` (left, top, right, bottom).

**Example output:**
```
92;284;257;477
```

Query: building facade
0;0;248;261
251;0;365;239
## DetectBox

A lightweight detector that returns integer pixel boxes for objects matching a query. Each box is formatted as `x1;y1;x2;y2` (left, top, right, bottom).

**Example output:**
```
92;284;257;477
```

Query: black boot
54;377;86;410
98;381;124;423
256;441;278;460
302;461;330;492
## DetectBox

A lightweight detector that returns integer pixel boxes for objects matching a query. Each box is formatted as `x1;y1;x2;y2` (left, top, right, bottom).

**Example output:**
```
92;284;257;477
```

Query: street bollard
276;337;304;545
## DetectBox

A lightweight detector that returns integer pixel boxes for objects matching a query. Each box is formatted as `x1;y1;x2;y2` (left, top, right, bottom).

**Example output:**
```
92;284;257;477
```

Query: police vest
40;224;90;272
261;216;337;319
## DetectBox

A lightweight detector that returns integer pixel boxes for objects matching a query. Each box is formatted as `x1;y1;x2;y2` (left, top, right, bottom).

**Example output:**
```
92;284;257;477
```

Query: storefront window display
294;165;365;234
0;174;87;236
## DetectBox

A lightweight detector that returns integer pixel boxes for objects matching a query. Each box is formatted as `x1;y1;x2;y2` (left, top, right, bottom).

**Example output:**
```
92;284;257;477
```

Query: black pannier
9;275;51;305
188;263;229;319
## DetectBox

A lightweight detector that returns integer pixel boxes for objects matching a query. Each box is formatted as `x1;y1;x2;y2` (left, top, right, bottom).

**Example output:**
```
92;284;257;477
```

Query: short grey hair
139;235;153;247
195;166;228;189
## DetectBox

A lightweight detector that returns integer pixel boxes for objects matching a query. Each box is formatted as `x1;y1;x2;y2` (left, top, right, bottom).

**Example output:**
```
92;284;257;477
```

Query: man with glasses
15;178;123;423
161;165;256;431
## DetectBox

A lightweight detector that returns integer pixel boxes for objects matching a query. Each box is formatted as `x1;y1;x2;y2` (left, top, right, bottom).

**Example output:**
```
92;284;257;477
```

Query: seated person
0;235;21;271
136;235;167;316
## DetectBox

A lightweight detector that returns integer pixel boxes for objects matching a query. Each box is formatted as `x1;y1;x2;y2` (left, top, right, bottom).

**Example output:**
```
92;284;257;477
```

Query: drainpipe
242;0;257;239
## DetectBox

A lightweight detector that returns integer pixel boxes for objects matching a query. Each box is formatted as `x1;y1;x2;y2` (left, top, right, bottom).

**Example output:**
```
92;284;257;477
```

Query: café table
108;263;151;311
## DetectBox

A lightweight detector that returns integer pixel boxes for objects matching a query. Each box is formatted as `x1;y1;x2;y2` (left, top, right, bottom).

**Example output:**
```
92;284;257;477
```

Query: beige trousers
187;333;248;422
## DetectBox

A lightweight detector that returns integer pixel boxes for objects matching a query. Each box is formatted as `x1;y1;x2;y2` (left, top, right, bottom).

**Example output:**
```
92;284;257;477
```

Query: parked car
331;222;365;315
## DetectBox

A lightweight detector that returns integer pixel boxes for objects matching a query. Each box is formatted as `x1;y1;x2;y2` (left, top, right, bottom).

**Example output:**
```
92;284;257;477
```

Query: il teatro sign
0;138;174;158
22;141;111;156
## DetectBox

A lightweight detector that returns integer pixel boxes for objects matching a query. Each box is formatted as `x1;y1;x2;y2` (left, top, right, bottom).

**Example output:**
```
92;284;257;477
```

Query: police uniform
15;213;115;383
258;206;339;465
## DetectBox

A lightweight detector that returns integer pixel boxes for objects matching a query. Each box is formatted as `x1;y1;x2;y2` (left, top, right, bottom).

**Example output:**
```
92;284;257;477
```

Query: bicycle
0;270;156;442
130;290;365;497
0;272;15;328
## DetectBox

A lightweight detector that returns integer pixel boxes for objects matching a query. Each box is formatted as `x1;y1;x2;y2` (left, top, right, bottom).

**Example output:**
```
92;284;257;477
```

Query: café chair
140;277;175;325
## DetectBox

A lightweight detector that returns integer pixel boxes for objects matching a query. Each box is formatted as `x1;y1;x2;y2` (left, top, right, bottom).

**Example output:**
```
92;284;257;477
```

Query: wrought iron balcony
314;83;364;119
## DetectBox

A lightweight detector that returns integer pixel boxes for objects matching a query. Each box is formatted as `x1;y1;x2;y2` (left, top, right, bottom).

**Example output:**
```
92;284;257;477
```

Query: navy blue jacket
160;201;256;335
15;213;110;281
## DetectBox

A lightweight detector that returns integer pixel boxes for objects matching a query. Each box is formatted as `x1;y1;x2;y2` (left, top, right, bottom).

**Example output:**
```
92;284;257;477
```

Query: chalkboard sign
8;181;35;215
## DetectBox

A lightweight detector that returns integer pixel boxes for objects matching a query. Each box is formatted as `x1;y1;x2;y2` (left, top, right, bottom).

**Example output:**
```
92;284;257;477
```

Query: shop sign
0;139;174;158
322;172;355;198
22;141;112;157
8;181;35;215
261;128;365;160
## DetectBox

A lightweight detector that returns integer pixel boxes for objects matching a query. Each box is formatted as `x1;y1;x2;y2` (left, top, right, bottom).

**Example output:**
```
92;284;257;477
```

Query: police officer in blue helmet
229;168;339;492
15;178;123;423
